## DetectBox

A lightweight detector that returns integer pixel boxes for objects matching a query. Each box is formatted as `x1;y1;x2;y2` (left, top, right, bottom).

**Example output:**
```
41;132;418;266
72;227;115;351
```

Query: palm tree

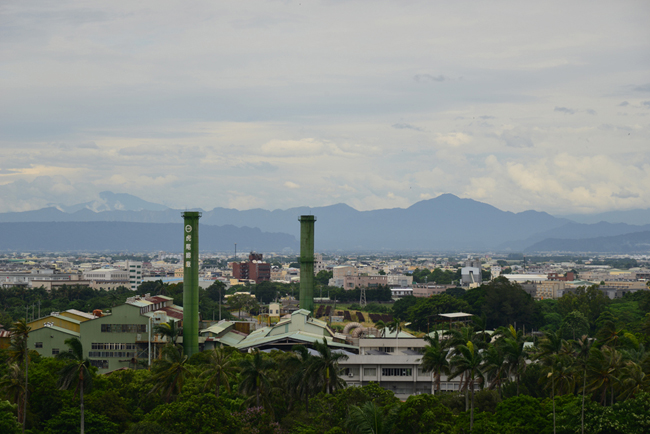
449;341;484;432
420;332;449;394
0;363;26;429
587;345;622;406
536;330;565;362
288;345;315;413
57;338;93;434
596;321;624;349
498;325;527;396
154;320;181;346
542;355;575;434
387;318;403;351
345;401;397;434
149;343;192;403
573;335;593;434
9;319;30;433
309;338;349;394
200;347;238;397
239;349;276;408
618;362;649;400
482;344;507;398
374;320;387;338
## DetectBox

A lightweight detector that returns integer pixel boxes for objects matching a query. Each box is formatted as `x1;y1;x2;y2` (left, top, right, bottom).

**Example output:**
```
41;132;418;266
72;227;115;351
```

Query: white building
83;268;129;281
339;335;469;399
126;261;143;291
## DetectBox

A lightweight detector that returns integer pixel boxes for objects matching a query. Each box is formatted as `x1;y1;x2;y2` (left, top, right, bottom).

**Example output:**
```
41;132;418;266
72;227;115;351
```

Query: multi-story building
339;336;470;399
386;274;413;288
83;268;129;281
126;261;143;291
232;253;271;284
412;283;454;297
28;294;183;373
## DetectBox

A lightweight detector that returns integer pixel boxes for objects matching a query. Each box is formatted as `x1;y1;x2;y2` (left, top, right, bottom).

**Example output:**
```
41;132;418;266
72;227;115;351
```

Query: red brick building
232;253;271;283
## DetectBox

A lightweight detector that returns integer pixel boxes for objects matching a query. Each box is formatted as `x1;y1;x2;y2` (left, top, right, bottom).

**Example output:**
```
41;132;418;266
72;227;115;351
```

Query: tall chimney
182;211;201;357
298;215;316;312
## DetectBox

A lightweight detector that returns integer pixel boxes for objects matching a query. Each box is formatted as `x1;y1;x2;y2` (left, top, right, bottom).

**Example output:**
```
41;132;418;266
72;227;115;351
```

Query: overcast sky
1;1;649;215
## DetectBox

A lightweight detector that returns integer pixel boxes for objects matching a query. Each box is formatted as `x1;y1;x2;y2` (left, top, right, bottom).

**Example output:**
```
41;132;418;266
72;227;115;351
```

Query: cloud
633;84;650;92
554;107;575;114
618;101;629;107
479;115;495;120
284;181;300;189
585;109;597;115
643;101;650;108
392;123;424;132
414;74;447;82
436;132;472;147
500;128;534;148
613;189;639;199
260;138;326;156
77;142;99;149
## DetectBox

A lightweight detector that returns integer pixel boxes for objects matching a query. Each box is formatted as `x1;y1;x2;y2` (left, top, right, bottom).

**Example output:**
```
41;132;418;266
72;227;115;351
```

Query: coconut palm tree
449;341;484;432
149;343;192;403
618;362;649;400
345;401;397;434
387;318;403;351
0;363;26;429
587;345;623;406
498;325;527;396
288;345;315;412
154;320;181;346
374;320;387;338
239;349;276;408
200;346;238;397
309;338;349;394
420;332;449;394
482;344;507;398
573;335;593;434
57;338;93;434
8;319;30;434
542;355;575;434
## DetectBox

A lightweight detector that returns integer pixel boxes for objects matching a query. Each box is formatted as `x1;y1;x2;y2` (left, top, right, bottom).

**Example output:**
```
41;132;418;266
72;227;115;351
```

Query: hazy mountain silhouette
0;222;297;253
559;208;650;226
2;193;649;252
525;231;650;253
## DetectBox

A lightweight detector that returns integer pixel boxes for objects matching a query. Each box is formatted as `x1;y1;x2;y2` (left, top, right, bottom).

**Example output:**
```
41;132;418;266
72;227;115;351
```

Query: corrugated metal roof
33;325;80;337
64;309;96;320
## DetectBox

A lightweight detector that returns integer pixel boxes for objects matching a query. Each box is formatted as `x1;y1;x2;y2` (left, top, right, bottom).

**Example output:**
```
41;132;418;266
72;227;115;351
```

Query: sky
1;0;649;215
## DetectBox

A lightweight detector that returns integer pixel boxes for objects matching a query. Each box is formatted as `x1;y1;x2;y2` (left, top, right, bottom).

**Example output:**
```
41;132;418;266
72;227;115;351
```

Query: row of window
362;368;414;377
91;343;137;350
89;360;109;369
88;351;137;358
100;324;147;333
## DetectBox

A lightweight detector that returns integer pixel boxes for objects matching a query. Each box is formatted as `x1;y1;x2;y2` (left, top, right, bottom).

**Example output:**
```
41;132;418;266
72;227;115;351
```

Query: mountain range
1;193;649;253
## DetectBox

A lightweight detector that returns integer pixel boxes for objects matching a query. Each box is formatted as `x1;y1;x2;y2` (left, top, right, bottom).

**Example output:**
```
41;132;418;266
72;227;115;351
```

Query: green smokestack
182;211;201;357
299;215;316;312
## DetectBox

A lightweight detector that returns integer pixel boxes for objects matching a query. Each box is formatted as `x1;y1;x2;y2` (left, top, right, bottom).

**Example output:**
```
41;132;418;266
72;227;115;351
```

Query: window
52;348;60;355
89;360;109;369
381;368;412;377
35;342;43;348
363;368;377;376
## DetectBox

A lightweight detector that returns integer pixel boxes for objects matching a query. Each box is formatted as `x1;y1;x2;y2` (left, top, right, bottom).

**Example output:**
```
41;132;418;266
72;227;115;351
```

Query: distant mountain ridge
525;231;650;253
50;191;169;213
1;193;650;252
0;222;297;253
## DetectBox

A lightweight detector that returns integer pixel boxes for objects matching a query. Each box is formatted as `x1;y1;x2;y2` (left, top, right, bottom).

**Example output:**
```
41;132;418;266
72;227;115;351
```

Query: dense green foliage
1;274;650;433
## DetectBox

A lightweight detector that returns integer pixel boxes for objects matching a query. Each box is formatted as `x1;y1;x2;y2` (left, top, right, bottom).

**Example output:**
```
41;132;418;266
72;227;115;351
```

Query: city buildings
232;253;271;284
